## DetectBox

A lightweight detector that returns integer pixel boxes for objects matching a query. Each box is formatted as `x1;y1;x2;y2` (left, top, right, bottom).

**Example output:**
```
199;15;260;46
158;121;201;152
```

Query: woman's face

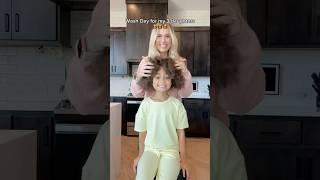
155;28;172;56
152;67;172;93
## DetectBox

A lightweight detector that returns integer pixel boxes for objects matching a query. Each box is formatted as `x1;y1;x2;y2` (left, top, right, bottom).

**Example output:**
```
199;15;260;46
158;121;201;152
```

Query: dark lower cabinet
0;111;12;128
231;115;320;180
183;99;210;137
55;133;97;180
11;111;54;180
244;148;296;180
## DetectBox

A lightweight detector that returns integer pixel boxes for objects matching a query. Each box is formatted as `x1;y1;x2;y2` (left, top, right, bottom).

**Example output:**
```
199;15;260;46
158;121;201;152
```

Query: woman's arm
130;56;154;97
65;42;107;115
212;0;265;114
177;129;190;179
177;70;193;98
216;22;265;113
65;0;108;115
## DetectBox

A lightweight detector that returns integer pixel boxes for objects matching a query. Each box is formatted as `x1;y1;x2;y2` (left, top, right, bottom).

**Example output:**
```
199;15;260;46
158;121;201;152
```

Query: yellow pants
136;146;181;180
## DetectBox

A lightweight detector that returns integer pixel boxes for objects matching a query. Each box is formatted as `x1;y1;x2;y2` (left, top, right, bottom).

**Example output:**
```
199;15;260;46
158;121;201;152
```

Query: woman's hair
148;23;179;60
138;57;185;91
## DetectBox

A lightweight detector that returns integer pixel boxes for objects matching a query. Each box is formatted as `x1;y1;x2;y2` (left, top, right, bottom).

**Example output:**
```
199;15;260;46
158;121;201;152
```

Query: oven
126;97;143;136
54;113;106;180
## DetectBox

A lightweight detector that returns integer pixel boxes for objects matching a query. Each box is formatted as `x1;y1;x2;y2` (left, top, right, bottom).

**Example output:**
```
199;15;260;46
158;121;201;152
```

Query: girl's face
155;28;172;56
152;67;172;93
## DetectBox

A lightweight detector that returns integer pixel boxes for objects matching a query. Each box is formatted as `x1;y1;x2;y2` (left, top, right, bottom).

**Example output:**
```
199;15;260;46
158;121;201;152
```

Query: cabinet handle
111;66;114;72
15;13;20;32
115;66;117;72
202;112;208;119
4;13;9;32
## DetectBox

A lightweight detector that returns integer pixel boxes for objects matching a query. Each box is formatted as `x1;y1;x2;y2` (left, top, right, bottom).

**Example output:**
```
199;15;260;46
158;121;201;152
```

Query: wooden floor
117;136;210;180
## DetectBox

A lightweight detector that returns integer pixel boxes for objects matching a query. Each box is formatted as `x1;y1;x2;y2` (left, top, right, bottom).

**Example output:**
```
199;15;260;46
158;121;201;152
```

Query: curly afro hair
137;57;185;91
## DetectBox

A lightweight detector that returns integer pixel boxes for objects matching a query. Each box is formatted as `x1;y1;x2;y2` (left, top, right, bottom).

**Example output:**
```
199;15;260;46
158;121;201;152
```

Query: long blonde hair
147;23;179;60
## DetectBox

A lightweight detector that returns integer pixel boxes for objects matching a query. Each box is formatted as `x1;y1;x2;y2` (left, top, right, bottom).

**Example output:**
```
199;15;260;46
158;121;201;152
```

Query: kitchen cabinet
245;0;320;47
194;31;210;76
176;31;194;75
244;148;296;180
0;111;12;129
176;29;210;76
54;114;105;180
183;98;210;137
230;115;320;180
111;30;127;75
126;3;167;61
12;111;54;180
0;0;56;41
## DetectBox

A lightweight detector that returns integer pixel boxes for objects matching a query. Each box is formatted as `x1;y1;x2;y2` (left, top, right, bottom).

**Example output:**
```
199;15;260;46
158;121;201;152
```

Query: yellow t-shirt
134;96;189;149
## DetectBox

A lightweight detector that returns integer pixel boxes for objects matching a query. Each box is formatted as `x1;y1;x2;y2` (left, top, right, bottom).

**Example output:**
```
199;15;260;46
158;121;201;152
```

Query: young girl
133;57;190;180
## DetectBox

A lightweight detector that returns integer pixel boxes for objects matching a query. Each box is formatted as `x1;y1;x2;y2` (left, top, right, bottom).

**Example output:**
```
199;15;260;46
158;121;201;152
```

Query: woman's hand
175;57;187;73
180;160;191;179
136;56;154;80
133;156;141;174
212;0;243;36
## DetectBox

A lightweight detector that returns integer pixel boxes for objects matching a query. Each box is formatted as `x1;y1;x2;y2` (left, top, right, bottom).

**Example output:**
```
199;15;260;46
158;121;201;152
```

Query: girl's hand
136;56;154;80
133;156;141;174
180;160;191;179
175;57;187;73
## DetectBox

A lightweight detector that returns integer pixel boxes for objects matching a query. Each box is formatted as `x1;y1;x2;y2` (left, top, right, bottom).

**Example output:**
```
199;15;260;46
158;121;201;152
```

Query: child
132;57;190;180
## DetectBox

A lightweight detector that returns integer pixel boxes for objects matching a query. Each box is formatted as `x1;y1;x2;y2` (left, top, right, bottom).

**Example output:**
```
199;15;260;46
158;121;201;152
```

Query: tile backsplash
110;76;210;98
0;47;66;110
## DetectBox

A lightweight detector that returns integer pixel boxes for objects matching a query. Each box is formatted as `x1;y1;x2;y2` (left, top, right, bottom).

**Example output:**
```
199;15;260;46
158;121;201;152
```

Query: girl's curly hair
137;57;185;91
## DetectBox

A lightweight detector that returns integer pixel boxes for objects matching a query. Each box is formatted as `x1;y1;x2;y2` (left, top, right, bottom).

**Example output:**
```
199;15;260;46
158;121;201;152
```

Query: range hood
51;0;97;10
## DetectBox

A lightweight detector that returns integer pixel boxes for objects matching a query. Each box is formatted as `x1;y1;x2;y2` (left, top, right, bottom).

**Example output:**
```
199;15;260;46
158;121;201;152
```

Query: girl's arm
138;132;146;156
177;129;190;179
133;131;146;174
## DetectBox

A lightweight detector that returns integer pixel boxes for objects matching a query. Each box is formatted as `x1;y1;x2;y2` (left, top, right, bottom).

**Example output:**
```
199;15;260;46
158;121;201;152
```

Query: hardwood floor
117;136;210;180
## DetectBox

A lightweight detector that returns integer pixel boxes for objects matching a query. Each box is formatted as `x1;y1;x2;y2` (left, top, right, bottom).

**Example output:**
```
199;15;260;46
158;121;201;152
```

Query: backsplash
110;76;210;98
0;47;66;110
0;11;92;111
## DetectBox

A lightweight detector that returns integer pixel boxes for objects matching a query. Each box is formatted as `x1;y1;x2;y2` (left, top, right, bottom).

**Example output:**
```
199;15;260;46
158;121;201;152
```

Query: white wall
249;49;320;116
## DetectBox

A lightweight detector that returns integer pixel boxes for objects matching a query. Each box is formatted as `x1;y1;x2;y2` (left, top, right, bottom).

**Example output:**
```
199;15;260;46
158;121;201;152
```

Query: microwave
127;60;140;77
262;64;280;95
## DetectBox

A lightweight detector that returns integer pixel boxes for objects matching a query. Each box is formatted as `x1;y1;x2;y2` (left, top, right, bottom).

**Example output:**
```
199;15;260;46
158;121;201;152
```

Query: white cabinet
0;0;56;41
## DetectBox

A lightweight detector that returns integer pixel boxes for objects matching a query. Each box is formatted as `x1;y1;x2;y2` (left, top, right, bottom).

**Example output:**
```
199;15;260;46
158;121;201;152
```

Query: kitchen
0;0;108;180
0;0;320;180
110;0;210;179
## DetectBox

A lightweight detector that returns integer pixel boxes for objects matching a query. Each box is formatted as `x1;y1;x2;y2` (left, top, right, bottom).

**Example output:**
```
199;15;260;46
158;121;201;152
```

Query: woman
212;0;265;180
131;23;193;99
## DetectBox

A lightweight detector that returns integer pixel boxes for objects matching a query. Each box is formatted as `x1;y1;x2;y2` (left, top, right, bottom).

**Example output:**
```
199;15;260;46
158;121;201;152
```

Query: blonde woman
130;23;193;99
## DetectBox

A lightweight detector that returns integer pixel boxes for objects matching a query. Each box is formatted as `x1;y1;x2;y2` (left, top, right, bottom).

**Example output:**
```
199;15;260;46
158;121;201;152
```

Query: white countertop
245;106;320;117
